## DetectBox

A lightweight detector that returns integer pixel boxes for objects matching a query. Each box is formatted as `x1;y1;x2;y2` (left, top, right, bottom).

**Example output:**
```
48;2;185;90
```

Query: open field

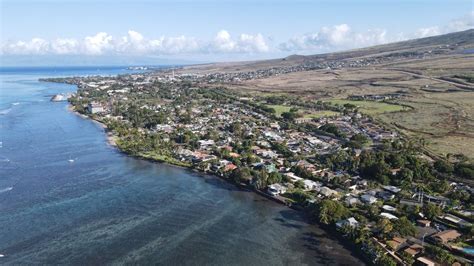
326;99;407;115
267;105;340;119
267;104;292;116
241;56;474;159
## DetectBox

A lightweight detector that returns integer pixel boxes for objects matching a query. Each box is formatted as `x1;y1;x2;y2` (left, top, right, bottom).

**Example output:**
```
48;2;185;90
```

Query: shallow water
0;67;364;265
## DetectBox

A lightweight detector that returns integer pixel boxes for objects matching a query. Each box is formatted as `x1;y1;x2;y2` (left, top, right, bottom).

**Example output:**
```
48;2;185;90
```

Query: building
431;229;461;244
361;194;377;204
336;217;359;229
267;184;287;196
386;237;406;251
417;219;431;227
88;102;104;114
416;257;436;266
403;244;423;257
380;212;399;220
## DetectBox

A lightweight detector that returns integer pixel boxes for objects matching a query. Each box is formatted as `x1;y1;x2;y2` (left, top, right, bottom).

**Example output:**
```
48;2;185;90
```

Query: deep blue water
0;66;363;265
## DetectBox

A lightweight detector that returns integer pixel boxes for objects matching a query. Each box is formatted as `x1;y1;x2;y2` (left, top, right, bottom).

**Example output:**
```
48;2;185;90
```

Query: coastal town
44;67;474;266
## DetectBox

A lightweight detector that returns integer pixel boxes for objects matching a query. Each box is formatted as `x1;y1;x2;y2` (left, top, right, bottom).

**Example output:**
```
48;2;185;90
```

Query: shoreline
66;102;370;265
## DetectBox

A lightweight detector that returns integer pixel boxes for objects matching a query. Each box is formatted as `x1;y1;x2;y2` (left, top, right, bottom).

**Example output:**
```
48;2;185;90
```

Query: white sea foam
0;187;13;193
0;108;11;115
12;102;20;106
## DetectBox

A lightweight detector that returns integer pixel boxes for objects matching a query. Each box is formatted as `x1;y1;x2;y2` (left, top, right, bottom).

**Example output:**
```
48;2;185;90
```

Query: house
198;139;215;149
416;257;436;266
403;244;423;257
380;212;399;220
303;179;321;191
386;237;406;251
223;163;237;172
431;229;461;244
319;186;338;197
88;102;104;114
361;194;377;204
382;205;397;212
336;217;359;229
346;196;360;206
441;214;472;228
417;219;431;227
285;172;303;182
294;117;312;124
378;191;395;201
383;185;401;194
267;183;287;196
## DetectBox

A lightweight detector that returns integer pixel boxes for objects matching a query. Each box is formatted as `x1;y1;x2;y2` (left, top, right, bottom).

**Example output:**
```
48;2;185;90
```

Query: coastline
65;102;370;265
67;105;117;147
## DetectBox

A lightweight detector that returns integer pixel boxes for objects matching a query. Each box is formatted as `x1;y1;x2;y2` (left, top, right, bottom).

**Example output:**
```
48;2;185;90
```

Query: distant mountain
0;55;204;67
183;29;474;72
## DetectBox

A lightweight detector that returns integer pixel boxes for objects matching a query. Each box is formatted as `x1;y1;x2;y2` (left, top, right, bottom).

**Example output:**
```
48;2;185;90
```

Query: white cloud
210;30;269;53
51;38;79;54
1;30;270;56
1;13;472;57
149;35;200;54
415;12;473;38
238;33;269;53
3;38;50;55
280;24;389;52
83;32;113;55
415;27;441;38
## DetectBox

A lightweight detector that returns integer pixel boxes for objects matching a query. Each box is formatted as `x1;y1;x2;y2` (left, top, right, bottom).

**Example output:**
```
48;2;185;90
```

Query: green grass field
267;104;292;116
327;99;406;115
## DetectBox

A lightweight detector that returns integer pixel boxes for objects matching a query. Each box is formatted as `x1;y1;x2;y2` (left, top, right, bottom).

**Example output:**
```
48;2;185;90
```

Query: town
46;68;474;266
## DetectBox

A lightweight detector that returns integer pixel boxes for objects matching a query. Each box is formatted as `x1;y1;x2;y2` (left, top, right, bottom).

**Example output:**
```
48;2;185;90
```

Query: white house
361;194;377;204
267;183;287;196
336;217;359;228
303;179;321;191
88;102;104;114
319;186;338;197
380;212;399;220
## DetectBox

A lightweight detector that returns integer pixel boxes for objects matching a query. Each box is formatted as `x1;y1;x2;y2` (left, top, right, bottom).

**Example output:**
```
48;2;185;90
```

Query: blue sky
1;0;473;65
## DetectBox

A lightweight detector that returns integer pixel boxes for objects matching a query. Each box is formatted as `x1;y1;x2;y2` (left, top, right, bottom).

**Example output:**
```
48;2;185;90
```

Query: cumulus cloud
1;30;270;56
280;24;389;52
210;30;269;53
415;12;473;38
1;13;472;57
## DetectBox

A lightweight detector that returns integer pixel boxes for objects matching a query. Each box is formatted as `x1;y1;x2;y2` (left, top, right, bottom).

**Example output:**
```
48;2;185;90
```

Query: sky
0;0;473;66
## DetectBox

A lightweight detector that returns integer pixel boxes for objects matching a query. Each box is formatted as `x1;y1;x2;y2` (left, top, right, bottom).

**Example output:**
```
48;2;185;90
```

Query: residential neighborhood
43;69;474;266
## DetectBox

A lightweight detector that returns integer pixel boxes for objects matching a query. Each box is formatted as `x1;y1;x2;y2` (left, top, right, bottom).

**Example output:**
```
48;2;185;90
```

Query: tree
434;160;454;173
376;254;397;266
376;218;393;238
231;167;252;184
317;199;350;224
394;217;416;236
294;180;305;189
423;203;442;220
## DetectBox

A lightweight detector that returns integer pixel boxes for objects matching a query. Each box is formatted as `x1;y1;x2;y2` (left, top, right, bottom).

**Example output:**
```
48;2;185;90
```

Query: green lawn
328;99;406;115
267;104;292;116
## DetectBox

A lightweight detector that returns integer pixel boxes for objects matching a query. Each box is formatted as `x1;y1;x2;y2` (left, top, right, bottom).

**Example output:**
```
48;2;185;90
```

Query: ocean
0;66;364;265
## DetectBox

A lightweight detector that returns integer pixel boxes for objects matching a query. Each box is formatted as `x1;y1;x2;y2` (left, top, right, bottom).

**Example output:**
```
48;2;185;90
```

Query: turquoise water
0;67;363;265
464;248;474;254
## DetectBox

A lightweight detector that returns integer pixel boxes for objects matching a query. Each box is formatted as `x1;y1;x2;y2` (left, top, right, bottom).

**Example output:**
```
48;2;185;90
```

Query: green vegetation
267;104;292;116
328;99;406;115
